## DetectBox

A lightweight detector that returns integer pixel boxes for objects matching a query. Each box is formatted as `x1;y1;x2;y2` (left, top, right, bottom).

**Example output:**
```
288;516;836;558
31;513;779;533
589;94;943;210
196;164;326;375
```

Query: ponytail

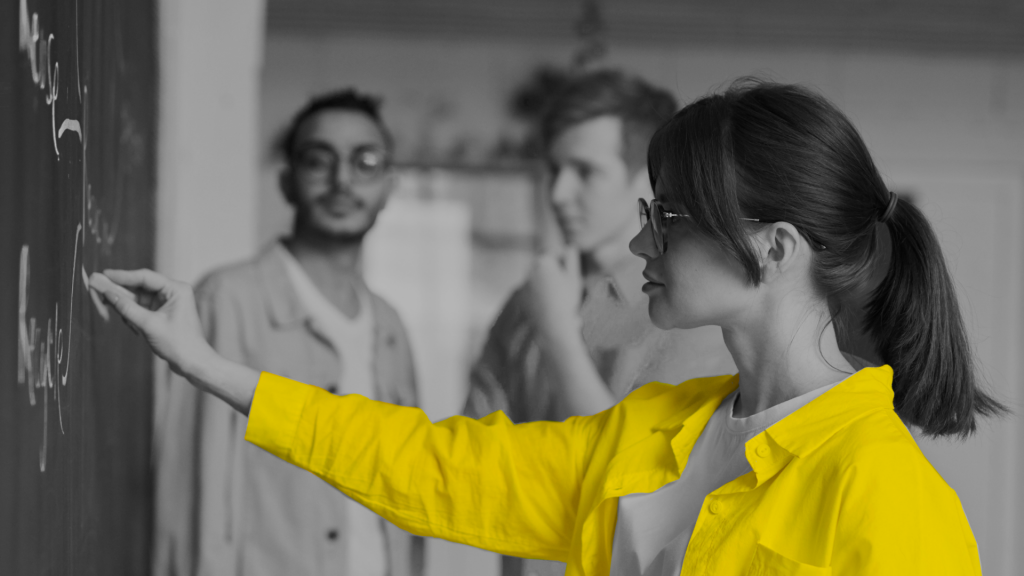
650;80;1009;437
864;197;1008;437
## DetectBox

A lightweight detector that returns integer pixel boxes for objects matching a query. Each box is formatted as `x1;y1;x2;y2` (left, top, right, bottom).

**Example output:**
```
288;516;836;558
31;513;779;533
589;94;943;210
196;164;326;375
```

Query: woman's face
629;184;757;331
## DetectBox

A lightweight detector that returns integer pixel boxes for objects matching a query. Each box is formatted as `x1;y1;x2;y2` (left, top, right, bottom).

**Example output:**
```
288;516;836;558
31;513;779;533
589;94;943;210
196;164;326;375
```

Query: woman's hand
89;269;213;378
88;269;259;414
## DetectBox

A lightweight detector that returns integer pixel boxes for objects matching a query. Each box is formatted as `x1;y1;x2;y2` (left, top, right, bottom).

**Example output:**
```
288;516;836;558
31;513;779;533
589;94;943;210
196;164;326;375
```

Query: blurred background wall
157;1;1024;574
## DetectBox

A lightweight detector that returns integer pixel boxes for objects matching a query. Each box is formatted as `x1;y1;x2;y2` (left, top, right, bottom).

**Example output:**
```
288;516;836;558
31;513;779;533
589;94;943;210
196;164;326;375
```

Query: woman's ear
758;222;803;282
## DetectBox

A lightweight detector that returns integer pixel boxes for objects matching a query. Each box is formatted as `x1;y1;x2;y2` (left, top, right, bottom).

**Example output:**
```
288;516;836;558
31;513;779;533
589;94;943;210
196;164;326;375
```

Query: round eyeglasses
638;198;826;255
292;143;390;187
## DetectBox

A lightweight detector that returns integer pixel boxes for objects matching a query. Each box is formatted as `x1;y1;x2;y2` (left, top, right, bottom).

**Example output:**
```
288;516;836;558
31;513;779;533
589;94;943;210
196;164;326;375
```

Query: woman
93;80;1003;575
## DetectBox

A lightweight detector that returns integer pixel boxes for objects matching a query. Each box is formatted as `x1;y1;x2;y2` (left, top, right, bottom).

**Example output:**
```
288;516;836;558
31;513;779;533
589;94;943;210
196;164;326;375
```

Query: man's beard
294;211;373;245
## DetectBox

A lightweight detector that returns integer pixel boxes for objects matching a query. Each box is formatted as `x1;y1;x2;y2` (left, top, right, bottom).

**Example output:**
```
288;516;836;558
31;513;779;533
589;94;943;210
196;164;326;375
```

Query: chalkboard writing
1;0;157;574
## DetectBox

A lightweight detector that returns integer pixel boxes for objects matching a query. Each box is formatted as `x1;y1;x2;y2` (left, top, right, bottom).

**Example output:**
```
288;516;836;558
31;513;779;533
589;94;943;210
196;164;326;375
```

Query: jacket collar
649;365;895;454
609;365;896;494
763;364;895;457
602;376;738;498
581;367;895;575
257;240;383;333
254;241;308;330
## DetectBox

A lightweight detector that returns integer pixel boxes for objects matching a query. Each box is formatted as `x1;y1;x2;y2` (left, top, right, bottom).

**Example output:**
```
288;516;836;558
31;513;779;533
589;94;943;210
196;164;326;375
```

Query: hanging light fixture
571;0;608;71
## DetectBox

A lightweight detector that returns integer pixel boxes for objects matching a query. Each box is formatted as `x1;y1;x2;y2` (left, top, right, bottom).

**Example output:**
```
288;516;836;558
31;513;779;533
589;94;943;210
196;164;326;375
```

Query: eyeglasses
637;198;826;255
292;143;390;186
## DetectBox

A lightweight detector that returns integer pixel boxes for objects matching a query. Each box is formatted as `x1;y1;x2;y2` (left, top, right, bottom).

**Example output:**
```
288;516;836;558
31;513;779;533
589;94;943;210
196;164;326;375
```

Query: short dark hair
648;78;1008;438
277;89;393;160
540;70;677;173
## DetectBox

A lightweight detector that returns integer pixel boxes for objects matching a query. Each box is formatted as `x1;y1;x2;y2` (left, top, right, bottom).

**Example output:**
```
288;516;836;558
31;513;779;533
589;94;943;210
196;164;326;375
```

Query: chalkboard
0;0;157;574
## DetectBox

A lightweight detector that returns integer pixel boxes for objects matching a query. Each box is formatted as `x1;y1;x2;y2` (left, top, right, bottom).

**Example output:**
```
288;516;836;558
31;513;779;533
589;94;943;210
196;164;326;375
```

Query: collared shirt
246;365;981;576
151;243;420;576
610;382;838;576
278;245;387;576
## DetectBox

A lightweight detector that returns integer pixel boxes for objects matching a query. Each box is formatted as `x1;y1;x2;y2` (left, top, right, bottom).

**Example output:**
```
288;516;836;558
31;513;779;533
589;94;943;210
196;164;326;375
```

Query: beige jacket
152;244;421;576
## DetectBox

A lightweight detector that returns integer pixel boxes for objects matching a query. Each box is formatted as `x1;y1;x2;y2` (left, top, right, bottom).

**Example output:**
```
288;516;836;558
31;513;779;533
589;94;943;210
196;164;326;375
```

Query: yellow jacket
246;365;982;575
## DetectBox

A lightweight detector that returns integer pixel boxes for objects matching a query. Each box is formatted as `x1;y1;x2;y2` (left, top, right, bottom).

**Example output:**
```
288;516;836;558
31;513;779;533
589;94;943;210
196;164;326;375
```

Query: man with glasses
153;90;423;576
464;70;735;576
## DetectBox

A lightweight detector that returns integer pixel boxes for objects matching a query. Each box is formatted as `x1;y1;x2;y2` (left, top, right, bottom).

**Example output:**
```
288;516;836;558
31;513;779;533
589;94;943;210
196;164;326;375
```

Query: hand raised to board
88;269;213;379
88;269;259;414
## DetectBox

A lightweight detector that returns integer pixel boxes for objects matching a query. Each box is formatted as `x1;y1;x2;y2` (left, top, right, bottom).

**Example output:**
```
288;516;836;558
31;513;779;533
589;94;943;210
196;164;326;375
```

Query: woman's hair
648;79;1007;437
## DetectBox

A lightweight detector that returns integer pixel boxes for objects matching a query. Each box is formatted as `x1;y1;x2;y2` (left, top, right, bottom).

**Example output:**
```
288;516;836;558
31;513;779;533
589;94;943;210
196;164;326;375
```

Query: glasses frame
638;198;826;255
291;142;391;187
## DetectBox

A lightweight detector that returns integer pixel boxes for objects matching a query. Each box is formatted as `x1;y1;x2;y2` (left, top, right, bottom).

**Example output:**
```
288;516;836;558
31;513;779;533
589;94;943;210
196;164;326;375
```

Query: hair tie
880;192;898;223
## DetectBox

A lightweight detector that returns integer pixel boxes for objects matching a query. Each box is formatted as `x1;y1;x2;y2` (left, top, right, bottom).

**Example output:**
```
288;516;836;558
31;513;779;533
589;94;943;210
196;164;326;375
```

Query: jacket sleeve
830;439;983;575
246;372;599;562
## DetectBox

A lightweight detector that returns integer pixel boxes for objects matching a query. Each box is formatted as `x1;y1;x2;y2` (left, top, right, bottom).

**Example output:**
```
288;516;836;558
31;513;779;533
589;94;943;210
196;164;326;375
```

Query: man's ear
758;222;802;282
627;166;653;200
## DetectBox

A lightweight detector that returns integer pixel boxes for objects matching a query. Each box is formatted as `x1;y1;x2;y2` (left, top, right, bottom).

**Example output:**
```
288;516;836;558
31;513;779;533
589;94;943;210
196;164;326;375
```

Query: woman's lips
642;271;662;284
642;272;663;292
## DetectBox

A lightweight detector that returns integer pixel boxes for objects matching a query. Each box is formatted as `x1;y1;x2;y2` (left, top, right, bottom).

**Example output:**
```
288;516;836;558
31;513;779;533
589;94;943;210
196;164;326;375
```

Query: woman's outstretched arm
89;269;260;414
89;268;591;559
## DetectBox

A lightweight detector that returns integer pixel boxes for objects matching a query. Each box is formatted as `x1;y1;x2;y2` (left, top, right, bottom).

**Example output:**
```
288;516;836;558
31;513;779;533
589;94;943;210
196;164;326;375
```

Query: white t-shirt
279;246;387;576
609;381;839;576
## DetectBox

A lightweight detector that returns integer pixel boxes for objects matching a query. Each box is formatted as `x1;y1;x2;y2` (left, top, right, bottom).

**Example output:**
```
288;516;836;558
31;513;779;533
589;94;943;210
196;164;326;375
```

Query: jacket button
709;501;721;515
756;445;770;458
327;528;339;541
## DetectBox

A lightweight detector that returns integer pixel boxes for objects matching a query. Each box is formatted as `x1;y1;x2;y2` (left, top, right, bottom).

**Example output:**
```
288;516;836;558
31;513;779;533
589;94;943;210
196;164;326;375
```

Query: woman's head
633;79;1006;437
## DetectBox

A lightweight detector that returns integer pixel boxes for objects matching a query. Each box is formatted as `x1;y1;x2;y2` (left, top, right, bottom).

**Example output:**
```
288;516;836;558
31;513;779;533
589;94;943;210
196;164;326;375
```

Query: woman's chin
646;300;676;330
646;300;712;331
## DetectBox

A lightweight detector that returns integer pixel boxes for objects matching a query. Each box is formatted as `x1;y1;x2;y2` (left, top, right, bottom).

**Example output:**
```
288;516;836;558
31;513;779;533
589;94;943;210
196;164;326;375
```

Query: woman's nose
629;222;658;260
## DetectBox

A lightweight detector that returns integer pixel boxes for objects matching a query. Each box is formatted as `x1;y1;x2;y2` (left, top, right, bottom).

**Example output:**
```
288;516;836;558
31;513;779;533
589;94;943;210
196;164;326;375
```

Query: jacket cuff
244;372;313;460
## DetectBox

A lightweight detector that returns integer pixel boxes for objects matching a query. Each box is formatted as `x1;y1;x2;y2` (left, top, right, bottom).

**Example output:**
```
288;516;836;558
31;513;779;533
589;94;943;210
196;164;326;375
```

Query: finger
89;273;152;328
120;314;140;336
89;272;138;305
103;268;174;295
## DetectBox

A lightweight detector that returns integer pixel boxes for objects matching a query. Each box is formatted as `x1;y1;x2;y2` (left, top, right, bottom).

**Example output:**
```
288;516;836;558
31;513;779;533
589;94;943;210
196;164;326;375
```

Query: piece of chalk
83;267;111;321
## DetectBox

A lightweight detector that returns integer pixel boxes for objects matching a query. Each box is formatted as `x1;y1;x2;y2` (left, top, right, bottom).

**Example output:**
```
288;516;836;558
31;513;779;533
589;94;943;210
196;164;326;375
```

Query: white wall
154;1;266;572
261;32;1024;575
157;0;266;282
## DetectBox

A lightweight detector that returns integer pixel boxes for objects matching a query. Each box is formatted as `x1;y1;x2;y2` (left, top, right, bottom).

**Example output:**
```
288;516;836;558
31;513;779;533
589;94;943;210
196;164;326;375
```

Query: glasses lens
352;148;387;182
296;147;335;172
650;202;665;255
638;198;649;229
294;148;336;189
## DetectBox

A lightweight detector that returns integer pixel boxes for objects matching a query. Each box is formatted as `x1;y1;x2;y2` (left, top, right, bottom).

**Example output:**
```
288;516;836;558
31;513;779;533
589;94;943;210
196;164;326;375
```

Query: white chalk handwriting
19;0;71;158
15;1;117;473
